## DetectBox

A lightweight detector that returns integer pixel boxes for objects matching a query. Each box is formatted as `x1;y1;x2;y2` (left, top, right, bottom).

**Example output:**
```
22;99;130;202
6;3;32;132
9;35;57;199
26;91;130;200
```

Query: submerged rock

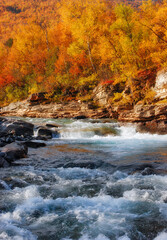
93;126;119;136
63;160;104;169
82;126;119;136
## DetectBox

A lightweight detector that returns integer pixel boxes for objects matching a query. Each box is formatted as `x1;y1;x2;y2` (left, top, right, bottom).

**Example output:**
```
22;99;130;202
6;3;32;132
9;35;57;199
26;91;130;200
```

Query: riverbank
0;99;167;134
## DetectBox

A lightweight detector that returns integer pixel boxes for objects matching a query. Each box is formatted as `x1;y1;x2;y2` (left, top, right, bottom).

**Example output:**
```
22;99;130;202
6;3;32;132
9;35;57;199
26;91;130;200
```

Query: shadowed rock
73;115;87;120
46;123;61;128
1;142;28;163
0;119;34;137
0;156;10;168
24;141;46;148
37;127;60;139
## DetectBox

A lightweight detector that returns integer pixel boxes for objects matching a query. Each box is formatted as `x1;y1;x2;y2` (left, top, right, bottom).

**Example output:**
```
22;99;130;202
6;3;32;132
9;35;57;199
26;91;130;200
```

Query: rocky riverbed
0;117;167;239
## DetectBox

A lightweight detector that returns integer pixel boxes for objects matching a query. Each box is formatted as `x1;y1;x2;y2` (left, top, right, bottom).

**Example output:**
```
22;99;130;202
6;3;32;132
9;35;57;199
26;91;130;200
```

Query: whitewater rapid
0;118;167;240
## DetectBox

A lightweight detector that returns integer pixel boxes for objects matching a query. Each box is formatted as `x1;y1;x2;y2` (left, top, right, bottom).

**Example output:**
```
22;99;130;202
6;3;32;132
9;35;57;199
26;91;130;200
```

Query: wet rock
37;127;60;139
0;119;34;137
34;136;48;141
0;156;10;167
1;142;28;163
3;177;28;189
24;141;46;148
46;123;61;128
73;115;87;120
141;167;156;175
37;127;53;139
93;126;119;136
63;160;103;169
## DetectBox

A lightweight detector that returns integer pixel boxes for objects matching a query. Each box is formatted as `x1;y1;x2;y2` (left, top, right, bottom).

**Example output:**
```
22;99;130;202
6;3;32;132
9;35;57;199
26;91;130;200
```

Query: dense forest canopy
0;0;166;105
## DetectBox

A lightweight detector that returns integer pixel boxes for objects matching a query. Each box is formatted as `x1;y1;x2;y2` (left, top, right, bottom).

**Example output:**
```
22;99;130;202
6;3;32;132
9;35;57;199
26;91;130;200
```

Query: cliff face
0;100;110;119
1;69;167;134
154;69;167;99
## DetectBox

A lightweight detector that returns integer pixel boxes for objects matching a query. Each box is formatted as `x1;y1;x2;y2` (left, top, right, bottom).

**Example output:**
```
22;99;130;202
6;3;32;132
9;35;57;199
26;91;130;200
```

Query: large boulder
0;119;34;137
37;127;60;139
1;142;28;163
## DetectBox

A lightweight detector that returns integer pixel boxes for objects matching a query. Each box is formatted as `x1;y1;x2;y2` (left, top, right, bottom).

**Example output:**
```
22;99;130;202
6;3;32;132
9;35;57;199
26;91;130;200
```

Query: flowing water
1;118;167;240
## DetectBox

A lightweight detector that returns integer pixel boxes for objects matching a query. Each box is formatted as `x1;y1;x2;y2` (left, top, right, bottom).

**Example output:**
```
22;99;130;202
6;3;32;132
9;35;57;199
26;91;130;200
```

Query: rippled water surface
1;118;167;240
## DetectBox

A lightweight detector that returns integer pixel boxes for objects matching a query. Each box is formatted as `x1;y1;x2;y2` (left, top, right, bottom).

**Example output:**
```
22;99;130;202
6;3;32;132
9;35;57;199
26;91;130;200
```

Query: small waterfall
0;180;11;190
33;126;39;137
59;121;120;139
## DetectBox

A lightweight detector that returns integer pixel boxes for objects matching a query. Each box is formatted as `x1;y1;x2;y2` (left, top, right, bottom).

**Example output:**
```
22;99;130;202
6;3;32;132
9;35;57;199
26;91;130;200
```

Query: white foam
11;185;40;202
154;232;167;240
30;213;58;228
55;167;107;180
123;189;152;202
0;222;37;240
62;233;110;240
59;121;167;141
79;234;110;240
117;235;131;240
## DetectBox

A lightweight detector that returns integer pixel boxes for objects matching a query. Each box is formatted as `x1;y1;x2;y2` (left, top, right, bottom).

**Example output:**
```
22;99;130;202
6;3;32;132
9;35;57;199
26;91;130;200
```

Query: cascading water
0;118;167;240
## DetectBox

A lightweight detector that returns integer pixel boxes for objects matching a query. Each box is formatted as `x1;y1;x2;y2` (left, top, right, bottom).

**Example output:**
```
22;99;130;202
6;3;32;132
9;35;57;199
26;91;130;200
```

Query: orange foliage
0;0;167;104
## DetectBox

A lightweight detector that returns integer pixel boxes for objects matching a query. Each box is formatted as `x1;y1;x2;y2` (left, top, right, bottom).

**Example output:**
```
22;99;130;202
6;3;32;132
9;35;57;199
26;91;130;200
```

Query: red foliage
0;74;15;87
137;67;157;89
101;79;114;85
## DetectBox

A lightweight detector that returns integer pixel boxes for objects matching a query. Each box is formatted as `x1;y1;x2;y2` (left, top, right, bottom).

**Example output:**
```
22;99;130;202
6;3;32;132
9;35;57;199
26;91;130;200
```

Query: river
0;118;167;240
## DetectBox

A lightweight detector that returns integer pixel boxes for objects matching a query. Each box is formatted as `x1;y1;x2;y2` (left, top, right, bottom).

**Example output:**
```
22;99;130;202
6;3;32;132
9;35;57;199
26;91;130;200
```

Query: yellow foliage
143;89;156;104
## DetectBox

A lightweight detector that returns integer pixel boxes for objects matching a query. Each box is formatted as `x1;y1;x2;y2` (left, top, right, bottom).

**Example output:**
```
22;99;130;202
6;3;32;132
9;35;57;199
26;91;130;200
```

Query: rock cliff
1;67;167;134
154;69;167;99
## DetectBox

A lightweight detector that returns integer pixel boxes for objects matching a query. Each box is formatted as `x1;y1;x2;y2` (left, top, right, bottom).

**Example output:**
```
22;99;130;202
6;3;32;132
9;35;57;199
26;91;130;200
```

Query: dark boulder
24;141;46;148
141;167;156;176
1;142;28;163
73;115;87;120
37;128;53;139
37;127;60;139
0;156;10;168
46;123;61;128
0;119;34;137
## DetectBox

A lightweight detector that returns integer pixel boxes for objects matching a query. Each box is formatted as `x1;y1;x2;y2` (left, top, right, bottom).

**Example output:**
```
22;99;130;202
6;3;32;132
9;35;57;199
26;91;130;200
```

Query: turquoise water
0;119;167;240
